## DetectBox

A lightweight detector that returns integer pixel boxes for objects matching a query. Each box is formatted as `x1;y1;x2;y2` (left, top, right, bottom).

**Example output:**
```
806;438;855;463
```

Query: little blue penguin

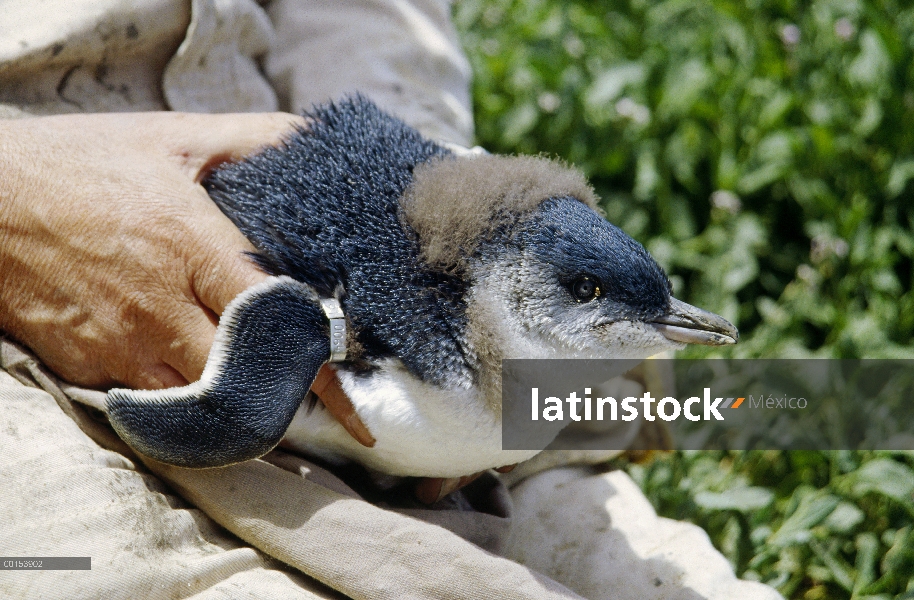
106;96;738;479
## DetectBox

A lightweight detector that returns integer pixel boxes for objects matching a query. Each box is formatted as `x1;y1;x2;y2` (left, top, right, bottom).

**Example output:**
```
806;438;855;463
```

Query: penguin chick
106;97;737;478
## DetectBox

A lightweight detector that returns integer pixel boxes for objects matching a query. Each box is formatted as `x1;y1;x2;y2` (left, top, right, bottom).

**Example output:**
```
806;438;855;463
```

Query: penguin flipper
106;276;330;468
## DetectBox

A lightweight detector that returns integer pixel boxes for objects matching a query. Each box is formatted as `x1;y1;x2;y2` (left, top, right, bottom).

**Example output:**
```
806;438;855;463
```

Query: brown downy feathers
401;154;599;272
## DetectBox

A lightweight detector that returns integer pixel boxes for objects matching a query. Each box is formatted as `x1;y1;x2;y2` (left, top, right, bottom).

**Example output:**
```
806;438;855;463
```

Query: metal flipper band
319;298;347;362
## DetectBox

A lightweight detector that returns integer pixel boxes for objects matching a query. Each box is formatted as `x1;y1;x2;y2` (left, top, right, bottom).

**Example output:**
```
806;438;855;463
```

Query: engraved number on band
320;298;348;363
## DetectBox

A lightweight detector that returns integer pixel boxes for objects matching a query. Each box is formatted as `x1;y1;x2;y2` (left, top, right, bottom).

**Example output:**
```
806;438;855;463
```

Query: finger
190;242;270;318
122;362;189;391
163;112;308;180
311;366;377;448
169;178;272;317
159;303;219;384
414;472;485;505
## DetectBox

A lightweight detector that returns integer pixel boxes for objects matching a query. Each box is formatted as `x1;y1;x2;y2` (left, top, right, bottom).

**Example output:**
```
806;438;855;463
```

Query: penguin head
402;154;737;366
467;195;737;363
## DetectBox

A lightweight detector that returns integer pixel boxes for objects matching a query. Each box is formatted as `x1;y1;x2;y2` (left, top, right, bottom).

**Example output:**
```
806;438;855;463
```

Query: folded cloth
0;337;784;599
0;0;474;147
0;338;583;599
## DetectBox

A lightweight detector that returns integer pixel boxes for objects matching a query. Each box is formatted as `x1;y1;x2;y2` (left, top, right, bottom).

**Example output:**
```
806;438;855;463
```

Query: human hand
0;112;303;390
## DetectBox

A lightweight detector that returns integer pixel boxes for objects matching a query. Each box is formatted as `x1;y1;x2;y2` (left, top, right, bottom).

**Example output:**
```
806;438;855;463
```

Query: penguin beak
649;298;739;346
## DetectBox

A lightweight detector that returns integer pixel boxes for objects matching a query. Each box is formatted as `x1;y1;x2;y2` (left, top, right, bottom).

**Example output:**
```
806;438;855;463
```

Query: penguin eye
571;276;601;302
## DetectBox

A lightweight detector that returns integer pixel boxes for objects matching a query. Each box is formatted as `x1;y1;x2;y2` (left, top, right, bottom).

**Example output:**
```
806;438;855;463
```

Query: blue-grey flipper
106;276;330;468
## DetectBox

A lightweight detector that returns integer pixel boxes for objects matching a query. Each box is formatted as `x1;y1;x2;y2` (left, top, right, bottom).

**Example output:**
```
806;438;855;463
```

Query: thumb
175;240;268;383
170;113;294;356
169;113;300;314
191;244;270;319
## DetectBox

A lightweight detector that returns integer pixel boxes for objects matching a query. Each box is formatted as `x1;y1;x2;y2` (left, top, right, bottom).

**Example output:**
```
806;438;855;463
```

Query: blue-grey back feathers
205;97;471;385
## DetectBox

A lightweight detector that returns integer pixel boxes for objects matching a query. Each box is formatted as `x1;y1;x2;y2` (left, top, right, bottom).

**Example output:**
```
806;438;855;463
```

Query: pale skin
0;112;304;390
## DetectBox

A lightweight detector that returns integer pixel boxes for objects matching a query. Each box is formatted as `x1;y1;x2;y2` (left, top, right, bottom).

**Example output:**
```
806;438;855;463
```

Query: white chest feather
282;359;540;478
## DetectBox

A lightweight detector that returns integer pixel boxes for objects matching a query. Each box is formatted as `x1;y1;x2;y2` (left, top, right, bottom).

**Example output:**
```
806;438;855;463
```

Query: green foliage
454;0;914;359
619;451;914;598
454;2;914;597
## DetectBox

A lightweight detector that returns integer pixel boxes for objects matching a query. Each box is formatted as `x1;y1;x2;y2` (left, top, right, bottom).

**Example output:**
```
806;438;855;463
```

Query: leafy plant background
454;1;914;597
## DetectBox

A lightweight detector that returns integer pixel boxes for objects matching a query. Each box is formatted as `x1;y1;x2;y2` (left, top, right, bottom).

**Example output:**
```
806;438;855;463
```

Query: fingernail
414;478;447;504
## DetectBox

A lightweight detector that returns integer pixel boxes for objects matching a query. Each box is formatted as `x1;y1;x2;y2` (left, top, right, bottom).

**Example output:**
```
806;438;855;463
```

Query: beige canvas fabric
0;0;190;115
0;0;473;145
0;339;782;600
162;0;280;113
263;0;474;146
0;338;584;599
504;468;783;599
0;1;783;598
0;342;338;600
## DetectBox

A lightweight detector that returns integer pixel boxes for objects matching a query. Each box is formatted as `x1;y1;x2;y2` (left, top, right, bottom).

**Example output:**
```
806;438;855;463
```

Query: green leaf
634;148;660;200
886;159;914;198
769;492;841;547
823;502;865;534
585;63;646;108
881;527;914;583
736;163;787;195
694;487;774;512
853;533;880;595
848;30;891;90
501;102;539;145
809;539;855;592
658;59;712;118
843;459;914;504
